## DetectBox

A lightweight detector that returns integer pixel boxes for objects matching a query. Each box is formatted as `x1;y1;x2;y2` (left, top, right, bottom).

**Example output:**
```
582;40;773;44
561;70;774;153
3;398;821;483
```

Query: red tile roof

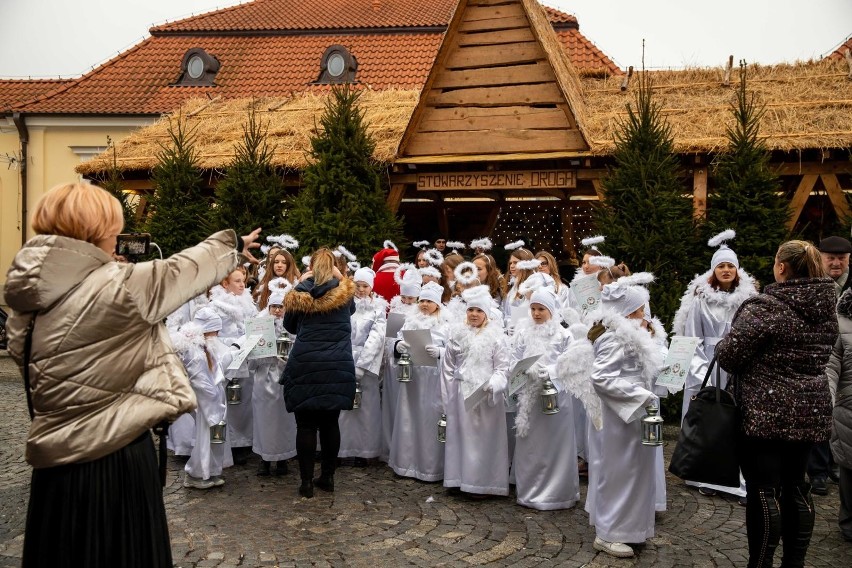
829;35;852;60
16;0;618;115
0;79;71;112
151;0;577;33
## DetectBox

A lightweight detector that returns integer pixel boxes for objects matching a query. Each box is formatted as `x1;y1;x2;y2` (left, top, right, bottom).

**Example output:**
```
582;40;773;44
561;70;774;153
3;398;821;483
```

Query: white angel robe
673;270;756;497
339;294;387;459
180;336;234;480
389;311;448;482
380;301;418;462
585;315;662;544
509;320;579;510
441;321;510;495
251;312;296;462
168;413;195;456
210;285;258;448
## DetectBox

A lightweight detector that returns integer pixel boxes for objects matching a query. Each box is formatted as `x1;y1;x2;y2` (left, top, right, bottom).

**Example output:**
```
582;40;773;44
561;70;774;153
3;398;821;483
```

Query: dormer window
176;48;220;86
316;45;357;84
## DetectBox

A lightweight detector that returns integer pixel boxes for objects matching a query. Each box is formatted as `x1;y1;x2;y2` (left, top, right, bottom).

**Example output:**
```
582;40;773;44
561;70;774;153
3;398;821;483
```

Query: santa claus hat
372;248;400;272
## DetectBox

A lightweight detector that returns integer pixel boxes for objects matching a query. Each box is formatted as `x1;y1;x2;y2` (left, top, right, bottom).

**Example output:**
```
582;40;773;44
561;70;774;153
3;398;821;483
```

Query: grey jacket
4;230;239;468
827;289;852;468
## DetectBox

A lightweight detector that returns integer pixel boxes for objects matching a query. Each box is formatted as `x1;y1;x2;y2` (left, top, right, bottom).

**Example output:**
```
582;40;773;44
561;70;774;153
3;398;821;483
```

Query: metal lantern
397;351;412;382
210;420;227;444
352;381;362;409
540;379;560;415
276;334;293;360
641;405;664;446
226;379;242;405
437;413;447;443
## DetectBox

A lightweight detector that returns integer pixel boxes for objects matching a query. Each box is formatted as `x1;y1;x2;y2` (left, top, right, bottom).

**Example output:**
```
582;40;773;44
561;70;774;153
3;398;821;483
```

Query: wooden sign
416;170;577;191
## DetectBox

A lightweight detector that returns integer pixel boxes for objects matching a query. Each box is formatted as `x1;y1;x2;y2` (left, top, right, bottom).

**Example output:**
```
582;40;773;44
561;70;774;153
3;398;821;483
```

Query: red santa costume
371;245;401;303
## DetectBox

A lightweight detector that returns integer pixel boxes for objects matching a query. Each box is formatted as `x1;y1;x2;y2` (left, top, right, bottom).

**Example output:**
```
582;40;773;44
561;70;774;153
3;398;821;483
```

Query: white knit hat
708;229;739;270
601;282;649;318
419;281;443;305
193;307;223;333
353;267;376;288
530;288;559;317
462;285;494;313
395;264;422;297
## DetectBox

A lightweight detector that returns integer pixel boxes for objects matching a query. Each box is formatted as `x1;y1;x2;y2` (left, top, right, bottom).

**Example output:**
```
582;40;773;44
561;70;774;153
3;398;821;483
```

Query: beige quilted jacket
3;230;239;468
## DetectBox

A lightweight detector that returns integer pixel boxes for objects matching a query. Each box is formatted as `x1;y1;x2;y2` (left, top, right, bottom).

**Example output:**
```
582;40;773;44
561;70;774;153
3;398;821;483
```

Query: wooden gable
397;0;591;162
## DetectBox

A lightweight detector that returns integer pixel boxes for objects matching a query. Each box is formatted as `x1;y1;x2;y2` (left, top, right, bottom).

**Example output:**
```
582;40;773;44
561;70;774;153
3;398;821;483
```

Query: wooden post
821;174;852;222
723;55;734;86
437;202;450;237
386;183;406;214
591;178;605;200
693;168;708;219
483;203;501;236
620;66;634;92
787;174;819;230
560;203;574;255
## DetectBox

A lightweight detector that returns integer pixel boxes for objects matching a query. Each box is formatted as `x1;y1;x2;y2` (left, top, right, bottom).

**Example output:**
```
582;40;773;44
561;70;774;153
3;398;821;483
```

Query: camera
116;233;151;258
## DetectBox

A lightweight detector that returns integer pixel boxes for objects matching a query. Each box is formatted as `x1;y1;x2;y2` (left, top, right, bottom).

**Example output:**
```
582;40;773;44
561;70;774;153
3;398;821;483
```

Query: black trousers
840;465;852;540
294;409;341;482
807;440;834;481
740;436;812;490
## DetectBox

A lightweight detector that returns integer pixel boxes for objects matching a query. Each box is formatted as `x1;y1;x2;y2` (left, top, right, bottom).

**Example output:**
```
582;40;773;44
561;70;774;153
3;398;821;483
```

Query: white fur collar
453;320;504;387
389;296;418;316
512;319;564;437
594;309;665;388
402;309;444;331
353;294;388;320
169;322;205;355
210;285;257;321
672;268;757;336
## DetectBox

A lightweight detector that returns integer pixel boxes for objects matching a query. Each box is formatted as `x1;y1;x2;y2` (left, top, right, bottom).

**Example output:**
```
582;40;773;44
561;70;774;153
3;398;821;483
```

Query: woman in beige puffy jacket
3;182;260;568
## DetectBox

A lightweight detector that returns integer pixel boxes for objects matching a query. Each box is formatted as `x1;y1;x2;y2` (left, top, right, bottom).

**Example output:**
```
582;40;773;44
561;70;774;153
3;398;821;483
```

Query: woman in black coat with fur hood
280;248;356;498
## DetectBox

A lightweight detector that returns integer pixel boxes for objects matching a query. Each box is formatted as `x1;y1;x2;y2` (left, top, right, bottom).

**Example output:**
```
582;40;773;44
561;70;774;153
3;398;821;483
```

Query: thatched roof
77;59;852;176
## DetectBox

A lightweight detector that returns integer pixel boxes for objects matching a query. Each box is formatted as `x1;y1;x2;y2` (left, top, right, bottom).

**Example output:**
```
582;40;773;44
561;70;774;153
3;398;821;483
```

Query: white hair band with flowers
504;240;525;251
454;261;480;286
589;255;615;269
516;258;542;271
469;237;493;251
383;240;399;251
413;240;430;249
336;245;357;262
708;229;736;248
424;248;444;266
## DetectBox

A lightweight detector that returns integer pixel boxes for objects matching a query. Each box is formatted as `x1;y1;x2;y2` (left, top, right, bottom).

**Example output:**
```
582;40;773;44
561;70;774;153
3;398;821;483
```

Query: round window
187;55;205;79
327;53;346;77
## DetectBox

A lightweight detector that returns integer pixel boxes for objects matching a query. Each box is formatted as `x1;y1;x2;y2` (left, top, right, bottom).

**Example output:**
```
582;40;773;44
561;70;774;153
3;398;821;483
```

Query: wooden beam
821;174;852;222
560;204;574;255
591;179;605;200
483;203;502;235
457;27;536;47
419;106;569;132
693;168;708;219
387;183;406;214
774;162;852;176
405;129;587;156
395;150;591;164
431;62;555;89
787;174;819;230
426;83;562;107
458;15;528;33
445;42;543;70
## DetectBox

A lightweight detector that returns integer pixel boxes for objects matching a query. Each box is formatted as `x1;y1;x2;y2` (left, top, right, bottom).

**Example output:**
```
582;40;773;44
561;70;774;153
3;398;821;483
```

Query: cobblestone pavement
1;355;851;567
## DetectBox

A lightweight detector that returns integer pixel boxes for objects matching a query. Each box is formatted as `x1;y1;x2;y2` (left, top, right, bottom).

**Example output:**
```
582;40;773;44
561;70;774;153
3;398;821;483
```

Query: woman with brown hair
717;240;838;567
535;250;569;307
4;182;260;567
473;253;504;303
280;248;356;498
254;248;300;310
502;243;537;330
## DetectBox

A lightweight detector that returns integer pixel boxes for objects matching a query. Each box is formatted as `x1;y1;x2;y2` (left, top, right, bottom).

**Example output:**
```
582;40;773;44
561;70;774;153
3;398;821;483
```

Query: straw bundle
78;59;852;176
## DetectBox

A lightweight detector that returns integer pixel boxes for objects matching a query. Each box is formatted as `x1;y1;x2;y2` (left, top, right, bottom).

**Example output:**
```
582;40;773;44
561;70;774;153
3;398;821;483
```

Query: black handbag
668;355;741;487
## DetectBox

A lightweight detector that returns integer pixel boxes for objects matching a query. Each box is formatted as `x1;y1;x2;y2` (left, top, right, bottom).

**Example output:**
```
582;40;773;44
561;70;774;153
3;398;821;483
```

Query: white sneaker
183;475;215;489
210;476;225;487
594;537;634;558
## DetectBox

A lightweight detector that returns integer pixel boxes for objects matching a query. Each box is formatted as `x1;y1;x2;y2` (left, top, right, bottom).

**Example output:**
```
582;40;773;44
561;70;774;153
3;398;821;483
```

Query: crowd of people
3;181;851;567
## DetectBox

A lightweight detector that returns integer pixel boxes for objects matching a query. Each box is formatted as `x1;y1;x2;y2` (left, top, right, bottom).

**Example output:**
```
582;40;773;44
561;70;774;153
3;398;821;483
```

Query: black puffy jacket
280;277;356;412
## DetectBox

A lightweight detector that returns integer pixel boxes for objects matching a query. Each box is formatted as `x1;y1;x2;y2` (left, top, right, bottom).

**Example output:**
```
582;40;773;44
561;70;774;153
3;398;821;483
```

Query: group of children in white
163;227;756;560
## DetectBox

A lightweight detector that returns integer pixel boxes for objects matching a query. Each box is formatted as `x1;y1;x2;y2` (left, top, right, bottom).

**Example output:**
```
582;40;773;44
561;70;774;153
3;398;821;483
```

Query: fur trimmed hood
672;268;758;336
284;277;355;315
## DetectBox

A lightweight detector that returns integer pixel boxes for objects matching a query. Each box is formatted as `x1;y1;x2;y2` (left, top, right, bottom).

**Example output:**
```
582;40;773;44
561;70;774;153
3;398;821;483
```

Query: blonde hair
220;265;247;288
32;182;124;244
535;251;563;290
776;240;826;279
311;248;336;285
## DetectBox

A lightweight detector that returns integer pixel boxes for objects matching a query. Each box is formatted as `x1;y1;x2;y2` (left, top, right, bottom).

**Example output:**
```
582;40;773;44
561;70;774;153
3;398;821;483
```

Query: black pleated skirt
22;431;172;568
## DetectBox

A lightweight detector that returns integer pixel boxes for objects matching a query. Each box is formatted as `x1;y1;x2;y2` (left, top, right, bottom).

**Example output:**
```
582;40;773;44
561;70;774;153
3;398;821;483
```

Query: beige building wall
0;116;155;306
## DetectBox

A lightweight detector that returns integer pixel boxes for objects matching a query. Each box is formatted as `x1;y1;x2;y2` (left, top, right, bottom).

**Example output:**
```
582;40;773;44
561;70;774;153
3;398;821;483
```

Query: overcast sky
0;0;849;78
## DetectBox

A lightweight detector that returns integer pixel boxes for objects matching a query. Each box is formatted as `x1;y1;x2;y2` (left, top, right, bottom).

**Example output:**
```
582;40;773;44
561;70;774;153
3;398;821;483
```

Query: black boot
274;460;288;476
314;474;334;492
298;480;314;498
256;460;271;476
779;483;815;568
746;486;782;568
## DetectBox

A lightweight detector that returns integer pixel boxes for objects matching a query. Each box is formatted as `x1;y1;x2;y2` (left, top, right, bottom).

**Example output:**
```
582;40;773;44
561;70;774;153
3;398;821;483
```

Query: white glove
425;345;440;359
535;364;549;380
506;325;515;337
487;373;507;395
395;340;410;355
355;367;365;380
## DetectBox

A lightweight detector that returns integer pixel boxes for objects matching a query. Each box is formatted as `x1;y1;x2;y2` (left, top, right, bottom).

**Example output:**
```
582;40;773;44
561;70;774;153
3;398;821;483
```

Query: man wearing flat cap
818;236;852;298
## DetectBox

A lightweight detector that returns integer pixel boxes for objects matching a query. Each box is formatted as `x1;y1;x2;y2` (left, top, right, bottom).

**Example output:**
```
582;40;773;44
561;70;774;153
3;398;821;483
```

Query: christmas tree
97;136;137;233
145;115;210;257
282;86;403;262
208;106;287;235
706;62;789;286
594;70;701;327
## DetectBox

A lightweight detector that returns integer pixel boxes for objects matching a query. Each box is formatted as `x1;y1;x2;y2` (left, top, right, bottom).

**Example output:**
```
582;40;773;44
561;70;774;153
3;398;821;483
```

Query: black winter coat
279;277;356;412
